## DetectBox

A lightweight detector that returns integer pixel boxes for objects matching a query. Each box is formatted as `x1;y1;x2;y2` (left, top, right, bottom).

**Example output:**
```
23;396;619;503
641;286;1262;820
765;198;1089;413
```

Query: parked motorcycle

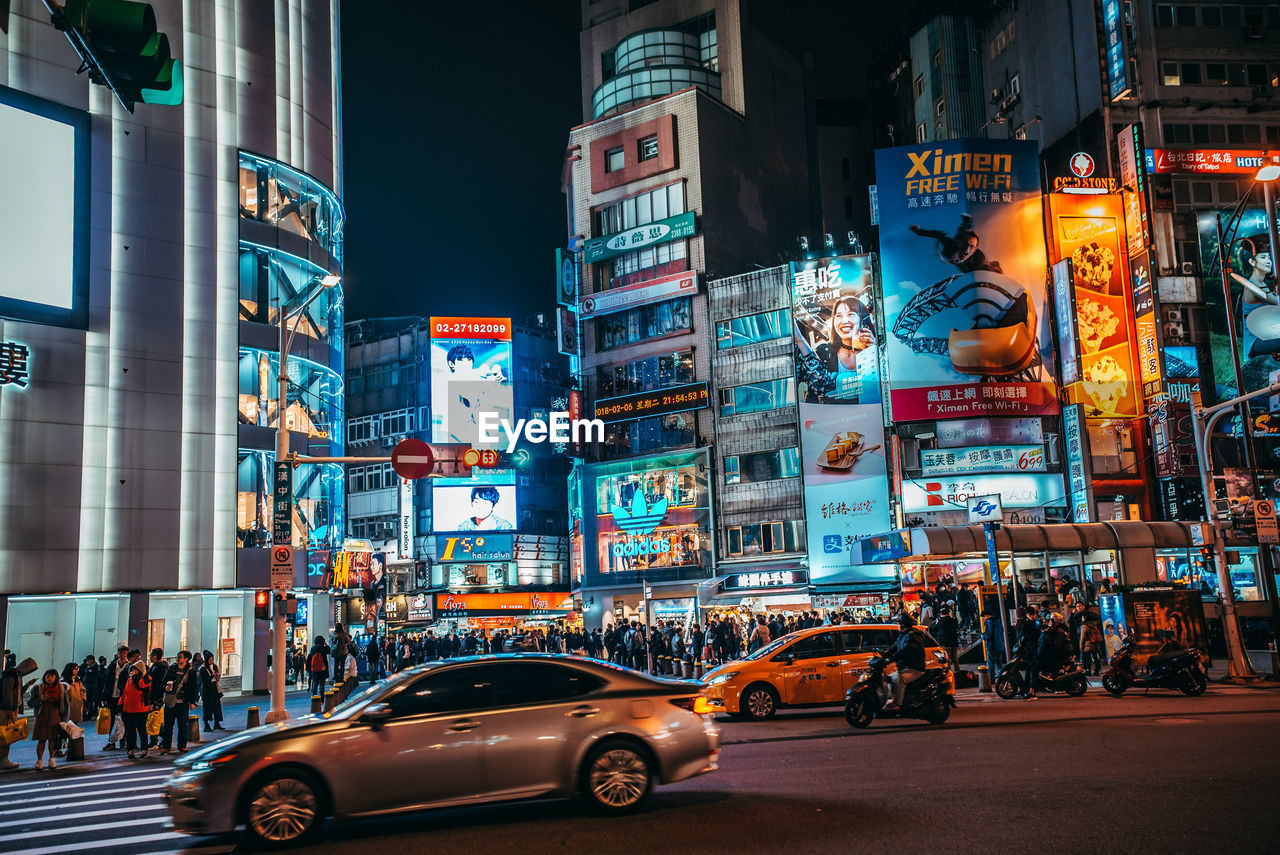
994;645;1088;698
844;653;955;728
1102;635;1207;696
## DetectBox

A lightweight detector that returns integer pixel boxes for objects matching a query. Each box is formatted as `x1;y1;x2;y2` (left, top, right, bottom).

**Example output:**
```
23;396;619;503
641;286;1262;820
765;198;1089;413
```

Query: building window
932;50;942;70
597;350;694;398
935;98;946;116
594;182;685;236
605;146;624;173
725;519;805;557
595;296;693;352
715;308;787;350
718;377;796;417
600;412;696;458
913;74;925;98
349;467;366;493
638;135;659;162
916;121;927;143
723;447;800;485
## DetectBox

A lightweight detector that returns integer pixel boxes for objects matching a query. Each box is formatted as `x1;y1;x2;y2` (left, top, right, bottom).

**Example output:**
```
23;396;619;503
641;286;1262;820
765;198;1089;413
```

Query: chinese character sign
790;255;880;405
875;140;1057;421
0;341;30;389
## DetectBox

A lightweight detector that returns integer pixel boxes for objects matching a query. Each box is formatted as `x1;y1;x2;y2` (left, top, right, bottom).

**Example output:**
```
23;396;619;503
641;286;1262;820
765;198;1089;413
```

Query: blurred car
701;624;953;720
164;654;720;846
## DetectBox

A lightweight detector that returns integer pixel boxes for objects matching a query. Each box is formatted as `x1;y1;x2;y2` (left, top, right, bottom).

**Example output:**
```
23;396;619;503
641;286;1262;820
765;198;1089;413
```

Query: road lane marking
3;831;192;855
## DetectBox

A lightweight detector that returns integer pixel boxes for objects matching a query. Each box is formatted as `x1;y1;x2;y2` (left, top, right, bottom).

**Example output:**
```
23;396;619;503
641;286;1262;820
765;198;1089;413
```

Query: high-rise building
563;0;817;628
0;2;344;692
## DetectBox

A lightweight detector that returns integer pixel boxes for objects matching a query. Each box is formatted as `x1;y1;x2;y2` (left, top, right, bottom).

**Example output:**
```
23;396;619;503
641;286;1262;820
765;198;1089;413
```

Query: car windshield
742;635;792;661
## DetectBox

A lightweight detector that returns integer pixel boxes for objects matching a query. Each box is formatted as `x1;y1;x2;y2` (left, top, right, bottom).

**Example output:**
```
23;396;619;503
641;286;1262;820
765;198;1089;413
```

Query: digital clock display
594;381;710;423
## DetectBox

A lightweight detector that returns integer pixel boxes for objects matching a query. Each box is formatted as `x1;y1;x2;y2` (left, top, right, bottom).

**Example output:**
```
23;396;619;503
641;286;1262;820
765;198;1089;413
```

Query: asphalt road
2;687;1278;855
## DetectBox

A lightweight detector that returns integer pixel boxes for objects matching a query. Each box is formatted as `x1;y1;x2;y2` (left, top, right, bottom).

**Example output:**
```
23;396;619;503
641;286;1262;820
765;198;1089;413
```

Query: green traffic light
141;58;182;105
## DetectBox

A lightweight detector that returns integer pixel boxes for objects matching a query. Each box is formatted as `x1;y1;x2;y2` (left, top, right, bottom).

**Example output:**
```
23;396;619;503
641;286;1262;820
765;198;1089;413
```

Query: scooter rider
1034;613;1073;692
884;613;928;711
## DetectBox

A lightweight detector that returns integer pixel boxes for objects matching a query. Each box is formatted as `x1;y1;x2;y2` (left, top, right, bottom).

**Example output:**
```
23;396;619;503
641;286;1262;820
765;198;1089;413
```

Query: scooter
844;653;956;728
1102;634;1207;696
994;645;1088;698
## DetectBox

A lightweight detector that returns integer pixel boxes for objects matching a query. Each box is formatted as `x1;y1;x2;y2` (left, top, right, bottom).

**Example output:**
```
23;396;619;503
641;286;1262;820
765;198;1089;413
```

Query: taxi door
779;630;844;704
837;629;894;694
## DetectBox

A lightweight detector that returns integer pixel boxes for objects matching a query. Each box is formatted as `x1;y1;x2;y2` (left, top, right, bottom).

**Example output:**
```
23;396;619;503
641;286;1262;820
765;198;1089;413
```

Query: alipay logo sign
822;534;843;554
967;494;1004;524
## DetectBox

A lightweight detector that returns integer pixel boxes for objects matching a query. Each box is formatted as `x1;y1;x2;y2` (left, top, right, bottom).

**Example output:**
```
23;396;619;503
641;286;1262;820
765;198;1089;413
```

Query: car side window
482;663;607;708
388;668;490;717
839;630;864;653
861;630;895;651
779;632;839;661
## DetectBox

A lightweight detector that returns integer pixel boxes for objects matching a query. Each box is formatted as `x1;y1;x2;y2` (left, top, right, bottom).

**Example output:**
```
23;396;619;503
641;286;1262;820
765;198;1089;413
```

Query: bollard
1270;642;1279;677
246;705;260;729
187;714;201;744
323;689;336;712
333;680;344;702
682;660;692;679
694;659;704;680
310;694;322;714
977;665;992;693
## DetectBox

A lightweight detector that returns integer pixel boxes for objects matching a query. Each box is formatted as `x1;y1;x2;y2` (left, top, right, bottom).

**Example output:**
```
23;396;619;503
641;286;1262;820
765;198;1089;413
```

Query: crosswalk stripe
0;791;163;815
3;782;164;806
2;831;191;855
0;804;168;829
1;815;170;843
0;768;170;794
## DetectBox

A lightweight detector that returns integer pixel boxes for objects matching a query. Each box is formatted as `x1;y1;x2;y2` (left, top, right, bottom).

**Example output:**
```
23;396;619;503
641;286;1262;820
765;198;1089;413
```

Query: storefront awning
861;521;1200;561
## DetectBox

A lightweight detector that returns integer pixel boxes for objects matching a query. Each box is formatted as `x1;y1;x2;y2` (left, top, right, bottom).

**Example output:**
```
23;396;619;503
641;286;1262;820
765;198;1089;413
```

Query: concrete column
127;592;149;652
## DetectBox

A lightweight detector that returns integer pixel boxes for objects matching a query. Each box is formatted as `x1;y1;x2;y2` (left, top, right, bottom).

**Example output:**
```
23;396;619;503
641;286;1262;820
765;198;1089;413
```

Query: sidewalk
0;680;361;773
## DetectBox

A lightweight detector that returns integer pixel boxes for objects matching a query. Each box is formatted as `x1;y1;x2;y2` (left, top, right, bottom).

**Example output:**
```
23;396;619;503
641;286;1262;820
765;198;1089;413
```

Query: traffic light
254;590;270;621
56;0;183;111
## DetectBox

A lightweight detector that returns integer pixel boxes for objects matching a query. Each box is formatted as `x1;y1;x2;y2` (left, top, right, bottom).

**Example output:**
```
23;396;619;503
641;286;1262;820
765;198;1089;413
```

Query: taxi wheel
740;683;779;720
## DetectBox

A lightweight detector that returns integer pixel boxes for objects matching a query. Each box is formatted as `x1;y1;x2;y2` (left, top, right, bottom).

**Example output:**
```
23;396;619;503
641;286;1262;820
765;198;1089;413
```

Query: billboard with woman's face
791;255;880;405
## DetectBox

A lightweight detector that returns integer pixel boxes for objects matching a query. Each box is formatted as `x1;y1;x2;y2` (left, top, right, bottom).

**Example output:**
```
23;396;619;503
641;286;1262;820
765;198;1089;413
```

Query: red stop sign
391;439;433;480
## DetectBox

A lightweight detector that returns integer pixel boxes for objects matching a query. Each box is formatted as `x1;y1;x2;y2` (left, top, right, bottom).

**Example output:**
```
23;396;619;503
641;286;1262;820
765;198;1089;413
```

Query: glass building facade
237;152;346;558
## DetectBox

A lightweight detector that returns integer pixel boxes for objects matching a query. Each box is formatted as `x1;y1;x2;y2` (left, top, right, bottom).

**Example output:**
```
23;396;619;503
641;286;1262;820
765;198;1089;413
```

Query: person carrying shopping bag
119;653;152;760
29;669;69;770
159;651;199;755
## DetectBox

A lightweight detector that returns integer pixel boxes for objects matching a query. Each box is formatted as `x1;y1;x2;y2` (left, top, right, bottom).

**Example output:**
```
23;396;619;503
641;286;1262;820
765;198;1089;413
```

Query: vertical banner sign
875;140;1058;421
1130;250;1163;401
790;258;892;587
1052;259;1081;385
429;318;514;446
398;478;414;561
1046;193;1141;417
1063;403;1095;523
1117;124;1151;255
272;461;292;545
1102;0;1131;100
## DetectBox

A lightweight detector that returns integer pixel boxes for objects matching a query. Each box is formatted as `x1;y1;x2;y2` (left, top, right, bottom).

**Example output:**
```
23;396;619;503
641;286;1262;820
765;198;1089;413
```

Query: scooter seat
1147;650;1196;669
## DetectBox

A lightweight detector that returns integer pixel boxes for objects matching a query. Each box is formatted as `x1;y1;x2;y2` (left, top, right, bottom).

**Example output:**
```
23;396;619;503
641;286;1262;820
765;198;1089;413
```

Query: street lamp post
1190;379;1280;682
268;274;340;724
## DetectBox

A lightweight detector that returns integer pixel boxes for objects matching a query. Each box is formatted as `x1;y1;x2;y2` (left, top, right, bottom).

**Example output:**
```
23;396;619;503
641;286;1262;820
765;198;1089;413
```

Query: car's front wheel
582;741;654;813
740;683;779;720
243;768;325;848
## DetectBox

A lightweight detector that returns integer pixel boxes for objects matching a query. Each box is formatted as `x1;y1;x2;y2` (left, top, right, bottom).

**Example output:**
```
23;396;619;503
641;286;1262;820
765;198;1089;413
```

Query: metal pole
985;523;1012;661
1189;379;1280;681
644;583;653;673
1259;180;1280;654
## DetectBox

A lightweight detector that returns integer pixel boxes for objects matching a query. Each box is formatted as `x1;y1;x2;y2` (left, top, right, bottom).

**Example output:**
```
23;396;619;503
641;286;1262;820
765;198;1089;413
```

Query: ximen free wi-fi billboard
875;140;1057;421
429;317;514;445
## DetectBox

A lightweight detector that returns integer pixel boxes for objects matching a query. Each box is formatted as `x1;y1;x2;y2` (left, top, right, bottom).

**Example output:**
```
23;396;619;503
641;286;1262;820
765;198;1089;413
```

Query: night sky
339;2;582;325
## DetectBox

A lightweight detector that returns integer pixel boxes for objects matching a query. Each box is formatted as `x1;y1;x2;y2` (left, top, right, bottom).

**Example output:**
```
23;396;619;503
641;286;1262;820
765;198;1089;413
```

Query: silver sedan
164;654;720;846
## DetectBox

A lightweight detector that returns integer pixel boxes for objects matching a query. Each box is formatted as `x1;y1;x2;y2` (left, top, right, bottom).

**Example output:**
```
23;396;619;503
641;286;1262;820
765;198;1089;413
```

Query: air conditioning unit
380;435;396;448
1180;261;1197;275
1245;26;1264;40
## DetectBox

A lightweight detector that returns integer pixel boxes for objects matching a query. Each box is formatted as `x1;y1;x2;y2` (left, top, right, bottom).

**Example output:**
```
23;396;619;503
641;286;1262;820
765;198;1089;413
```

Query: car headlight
705;671;740;686
189;753;237;773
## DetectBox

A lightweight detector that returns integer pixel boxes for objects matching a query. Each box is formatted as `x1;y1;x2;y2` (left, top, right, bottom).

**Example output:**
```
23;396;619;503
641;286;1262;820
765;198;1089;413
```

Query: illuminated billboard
875;140;1057;421
579;450;712;580
429;317;513;445
901;473;1065;514
1198;209;1278;403
791;255;881;404
1046;193;1141;418
431;482;518;533
0;85;89;328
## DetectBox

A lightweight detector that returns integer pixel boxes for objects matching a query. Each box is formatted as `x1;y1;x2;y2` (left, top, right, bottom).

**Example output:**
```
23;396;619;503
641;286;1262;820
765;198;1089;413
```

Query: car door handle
566;705;600;718
447;719;481;732
825;662;841;668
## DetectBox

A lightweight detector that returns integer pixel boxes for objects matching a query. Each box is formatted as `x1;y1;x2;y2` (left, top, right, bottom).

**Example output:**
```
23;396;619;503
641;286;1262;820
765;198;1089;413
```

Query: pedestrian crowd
0;645;225;771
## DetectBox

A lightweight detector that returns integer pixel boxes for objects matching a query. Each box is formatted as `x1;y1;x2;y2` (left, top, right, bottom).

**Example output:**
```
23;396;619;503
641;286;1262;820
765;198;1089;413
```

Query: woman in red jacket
119;653;153;760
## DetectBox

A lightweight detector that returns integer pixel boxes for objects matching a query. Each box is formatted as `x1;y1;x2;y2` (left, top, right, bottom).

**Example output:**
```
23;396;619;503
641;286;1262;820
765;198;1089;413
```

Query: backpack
309;651;326;672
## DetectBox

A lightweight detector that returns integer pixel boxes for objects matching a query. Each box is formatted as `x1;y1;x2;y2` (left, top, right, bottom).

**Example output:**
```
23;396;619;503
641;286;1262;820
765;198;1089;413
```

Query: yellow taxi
702;624;953;719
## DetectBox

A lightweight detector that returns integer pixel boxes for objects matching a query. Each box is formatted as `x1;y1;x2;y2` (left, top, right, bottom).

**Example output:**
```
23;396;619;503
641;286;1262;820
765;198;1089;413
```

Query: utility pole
1190;380;1280;682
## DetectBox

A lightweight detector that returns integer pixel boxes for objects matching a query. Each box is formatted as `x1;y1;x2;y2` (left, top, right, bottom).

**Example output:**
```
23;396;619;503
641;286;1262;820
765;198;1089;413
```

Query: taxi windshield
742;635;792;661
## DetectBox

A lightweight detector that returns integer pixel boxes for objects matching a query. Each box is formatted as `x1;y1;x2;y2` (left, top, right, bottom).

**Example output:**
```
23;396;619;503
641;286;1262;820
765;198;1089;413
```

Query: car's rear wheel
243;768;324;848
740;683;779;720
582;741;653;813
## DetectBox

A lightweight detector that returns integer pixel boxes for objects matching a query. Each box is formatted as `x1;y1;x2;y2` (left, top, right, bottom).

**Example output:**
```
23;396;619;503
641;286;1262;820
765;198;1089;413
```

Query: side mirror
358;703;393;729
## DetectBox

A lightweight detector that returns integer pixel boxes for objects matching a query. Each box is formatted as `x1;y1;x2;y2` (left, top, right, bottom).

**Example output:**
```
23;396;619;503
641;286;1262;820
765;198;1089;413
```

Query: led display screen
0;86;88;328
429;317;513;445
431;482;518;533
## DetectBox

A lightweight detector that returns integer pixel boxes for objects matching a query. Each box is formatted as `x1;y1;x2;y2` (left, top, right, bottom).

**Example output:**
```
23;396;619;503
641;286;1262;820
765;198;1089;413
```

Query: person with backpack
307;640;328;697
748;615;772;653
930;606;960;668
159;651;199;755
119;653;152;760
1081;617;1104;676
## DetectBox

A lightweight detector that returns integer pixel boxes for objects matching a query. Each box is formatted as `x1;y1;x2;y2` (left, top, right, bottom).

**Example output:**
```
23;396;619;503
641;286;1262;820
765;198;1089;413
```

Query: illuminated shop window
594;296;692;351
238;152;344;262
597;349;693;397
236;452;344;551
238;243;343;346
718;377;796;417
715;309;787;349
237;348;343;447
